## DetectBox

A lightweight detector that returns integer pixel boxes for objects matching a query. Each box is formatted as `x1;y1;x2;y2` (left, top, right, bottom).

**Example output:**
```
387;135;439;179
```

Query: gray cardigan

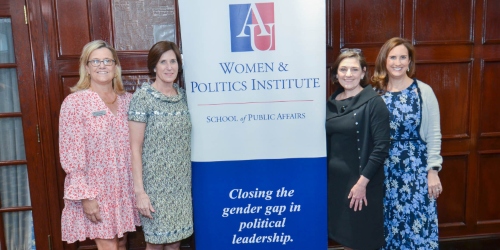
416;80;443;171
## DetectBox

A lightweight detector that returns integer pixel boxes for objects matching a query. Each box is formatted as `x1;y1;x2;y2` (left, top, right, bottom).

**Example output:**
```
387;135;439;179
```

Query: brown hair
71;40;125;94
331;49;369;90
372;37;416;93
147;41;183;82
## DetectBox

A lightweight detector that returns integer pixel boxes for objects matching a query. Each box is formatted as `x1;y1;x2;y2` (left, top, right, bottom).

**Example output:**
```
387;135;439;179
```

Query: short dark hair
147;41;183;81
331;50;369;89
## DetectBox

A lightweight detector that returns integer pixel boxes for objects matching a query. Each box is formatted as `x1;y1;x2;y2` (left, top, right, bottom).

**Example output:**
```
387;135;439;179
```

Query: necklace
103;93;118;104
90;87;117;104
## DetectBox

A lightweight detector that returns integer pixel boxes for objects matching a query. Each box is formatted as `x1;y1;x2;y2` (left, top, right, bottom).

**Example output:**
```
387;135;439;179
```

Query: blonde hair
70;40;125;94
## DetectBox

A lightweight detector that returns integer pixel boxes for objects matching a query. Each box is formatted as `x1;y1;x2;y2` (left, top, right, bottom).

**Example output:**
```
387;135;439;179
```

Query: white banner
179;1;326;249
180;0;326;161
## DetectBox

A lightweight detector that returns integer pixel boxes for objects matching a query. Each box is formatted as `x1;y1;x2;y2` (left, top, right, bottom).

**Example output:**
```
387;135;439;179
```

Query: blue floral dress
381;81;439;249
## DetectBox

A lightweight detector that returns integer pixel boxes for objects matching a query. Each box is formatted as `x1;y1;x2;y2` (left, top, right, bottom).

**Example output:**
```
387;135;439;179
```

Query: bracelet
431;167;439;171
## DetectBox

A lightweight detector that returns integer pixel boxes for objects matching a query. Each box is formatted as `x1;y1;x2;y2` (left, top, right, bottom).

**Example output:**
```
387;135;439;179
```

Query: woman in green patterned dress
128;41;193;250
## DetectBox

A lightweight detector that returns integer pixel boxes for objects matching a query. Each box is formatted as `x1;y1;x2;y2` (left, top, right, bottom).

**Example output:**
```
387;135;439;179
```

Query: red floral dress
59;90;140;243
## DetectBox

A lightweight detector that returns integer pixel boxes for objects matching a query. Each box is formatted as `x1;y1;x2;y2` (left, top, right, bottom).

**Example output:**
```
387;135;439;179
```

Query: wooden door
0;0;51;249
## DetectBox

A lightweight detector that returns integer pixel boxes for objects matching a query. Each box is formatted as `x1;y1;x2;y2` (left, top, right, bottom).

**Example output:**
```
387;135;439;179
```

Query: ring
437;188;441;192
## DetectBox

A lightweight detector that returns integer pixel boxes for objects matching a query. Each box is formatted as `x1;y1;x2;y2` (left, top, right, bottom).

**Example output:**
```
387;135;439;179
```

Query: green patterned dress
128;83;193;244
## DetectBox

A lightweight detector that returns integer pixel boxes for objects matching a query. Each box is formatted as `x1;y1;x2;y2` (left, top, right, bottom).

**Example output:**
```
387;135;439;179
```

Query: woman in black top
326;49;390;250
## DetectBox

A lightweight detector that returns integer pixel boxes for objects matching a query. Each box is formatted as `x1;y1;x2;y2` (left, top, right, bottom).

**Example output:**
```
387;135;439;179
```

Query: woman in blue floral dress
372;37;443;249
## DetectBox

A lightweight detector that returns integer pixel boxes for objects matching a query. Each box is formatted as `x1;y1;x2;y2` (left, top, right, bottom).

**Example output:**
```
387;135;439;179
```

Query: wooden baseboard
440;235;500;250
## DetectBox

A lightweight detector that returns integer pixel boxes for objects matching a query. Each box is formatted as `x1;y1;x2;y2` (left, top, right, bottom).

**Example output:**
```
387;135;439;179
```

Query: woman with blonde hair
59;40;140;249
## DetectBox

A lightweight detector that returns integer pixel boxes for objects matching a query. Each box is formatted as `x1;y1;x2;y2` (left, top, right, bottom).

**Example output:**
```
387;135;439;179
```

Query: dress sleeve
59;95;99;200
422;86;443;171
361;97;391;179
128;89;148;123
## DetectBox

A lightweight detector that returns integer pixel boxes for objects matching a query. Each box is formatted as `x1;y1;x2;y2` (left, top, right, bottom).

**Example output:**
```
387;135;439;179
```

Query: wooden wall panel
480;61;500;136
413;46;472;62
438;155;468;226
483;0;500;44
477;153;500;223
88;0;114;43
61;76;78;99
416;62;471;138
341;0;402;47
414;0;473;44
55;0;90;57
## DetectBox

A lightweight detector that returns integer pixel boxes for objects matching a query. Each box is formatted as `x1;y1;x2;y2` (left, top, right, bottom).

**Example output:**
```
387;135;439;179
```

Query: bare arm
129;120;154;219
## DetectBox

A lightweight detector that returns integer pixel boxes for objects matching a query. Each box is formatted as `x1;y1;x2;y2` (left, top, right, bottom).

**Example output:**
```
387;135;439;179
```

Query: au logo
229;3;275;52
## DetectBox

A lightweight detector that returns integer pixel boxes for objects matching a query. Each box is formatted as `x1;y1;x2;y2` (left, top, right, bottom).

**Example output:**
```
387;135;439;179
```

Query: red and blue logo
229;3;275;52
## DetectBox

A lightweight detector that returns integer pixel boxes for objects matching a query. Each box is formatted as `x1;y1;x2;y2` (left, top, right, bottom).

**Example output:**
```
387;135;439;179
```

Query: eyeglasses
87;59;115;67
340;48;362;54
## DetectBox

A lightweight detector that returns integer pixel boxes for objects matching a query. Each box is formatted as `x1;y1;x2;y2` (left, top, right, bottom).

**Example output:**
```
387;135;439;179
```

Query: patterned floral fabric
59;90;140;243
128;83;193;244
381;80;439;249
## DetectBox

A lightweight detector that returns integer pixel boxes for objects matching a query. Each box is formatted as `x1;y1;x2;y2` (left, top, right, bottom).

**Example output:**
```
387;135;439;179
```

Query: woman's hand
136;191;155;219
82;198;102;223
428;170;442;199
348;176;369;211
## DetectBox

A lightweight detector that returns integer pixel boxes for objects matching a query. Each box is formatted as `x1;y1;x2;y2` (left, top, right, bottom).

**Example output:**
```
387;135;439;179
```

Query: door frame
0;0;52;249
